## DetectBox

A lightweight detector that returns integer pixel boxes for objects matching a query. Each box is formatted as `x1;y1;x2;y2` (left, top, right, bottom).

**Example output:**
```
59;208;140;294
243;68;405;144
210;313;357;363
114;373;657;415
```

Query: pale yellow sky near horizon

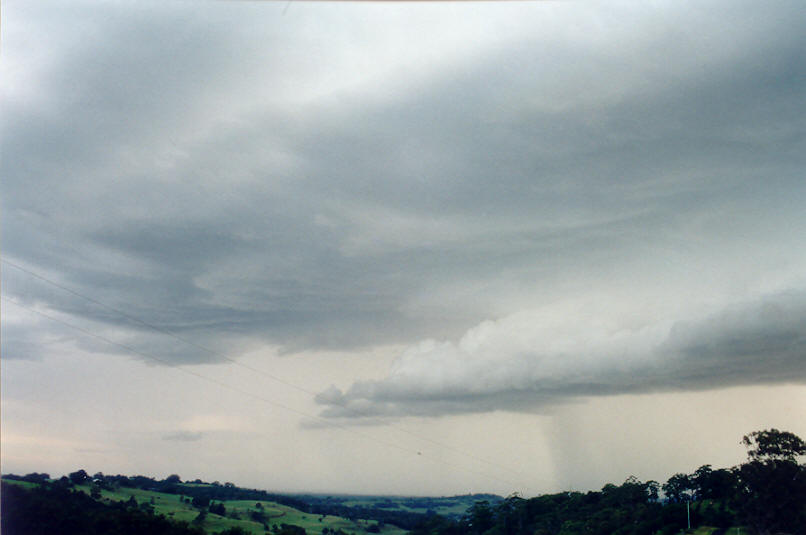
3;341;804;496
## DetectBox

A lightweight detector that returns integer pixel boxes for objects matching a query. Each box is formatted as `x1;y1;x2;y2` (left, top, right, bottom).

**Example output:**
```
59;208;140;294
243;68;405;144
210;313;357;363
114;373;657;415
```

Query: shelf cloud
317;290;806;419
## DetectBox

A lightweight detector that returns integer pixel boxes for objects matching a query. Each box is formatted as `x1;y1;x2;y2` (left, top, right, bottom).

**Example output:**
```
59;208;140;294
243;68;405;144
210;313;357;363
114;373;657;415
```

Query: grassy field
2;479;41;490
64;483;406;535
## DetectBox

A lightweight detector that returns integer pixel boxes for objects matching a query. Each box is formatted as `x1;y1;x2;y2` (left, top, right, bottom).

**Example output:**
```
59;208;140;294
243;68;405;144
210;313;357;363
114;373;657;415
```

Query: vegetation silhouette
409;429;805;535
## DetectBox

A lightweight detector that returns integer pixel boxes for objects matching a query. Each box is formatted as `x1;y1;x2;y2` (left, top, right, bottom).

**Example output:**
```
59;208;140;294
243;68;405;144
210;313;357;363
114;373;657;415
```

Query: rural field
46;481;408;535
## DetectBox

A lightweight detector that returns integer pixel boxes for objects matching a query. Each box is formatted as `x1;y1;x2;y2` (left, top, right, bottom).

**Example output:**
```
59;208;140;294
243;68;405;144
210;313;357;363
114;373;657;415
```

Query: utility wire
2;294;527;491
2;258;534;488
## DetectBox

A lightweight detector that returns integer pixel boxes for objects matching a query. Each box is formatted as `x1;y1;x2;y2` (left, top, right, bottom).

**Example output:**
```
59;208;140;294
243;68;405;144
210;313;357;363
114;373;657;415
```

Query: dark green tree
69;469;89;485
467;501;495;534
662;473;694;503
735;429;806;535
191;496;210;509
277;524;306;535
692;464;736;501
22;473;50;484
192;509;207;525
742;428;806;461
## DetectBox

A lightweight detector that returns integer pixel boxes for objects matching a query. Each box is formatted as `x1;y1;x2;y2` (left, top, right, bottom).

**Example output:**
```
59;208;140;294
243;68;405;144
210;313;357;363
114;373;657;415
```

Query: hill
1;477;408;535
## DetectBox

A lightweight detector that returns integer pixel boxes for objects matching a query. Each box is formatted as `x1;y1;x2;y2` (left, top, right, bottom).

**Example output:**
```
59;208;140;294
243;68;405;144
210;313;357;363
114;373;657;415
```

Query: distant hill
295;493;503;520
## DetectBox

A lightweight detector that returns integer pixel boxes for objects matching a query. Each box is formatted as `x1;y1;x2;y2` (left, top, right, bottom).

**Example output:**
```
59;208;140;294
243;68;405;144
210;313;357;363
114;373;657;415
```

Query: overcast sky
2;0;806;497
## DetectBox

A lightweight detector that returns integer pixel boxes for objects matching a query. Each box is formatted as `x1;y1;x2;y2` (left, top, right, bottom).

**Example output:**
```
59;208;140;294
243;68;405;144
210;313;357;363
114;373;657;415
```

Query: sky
2;0;806;497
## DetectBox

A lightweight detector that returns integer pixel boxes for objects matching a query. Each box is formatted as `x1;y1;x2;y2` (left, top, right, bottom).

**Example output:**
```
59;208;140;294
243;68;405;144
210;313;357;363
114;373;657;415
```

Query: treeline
410;429;806;535
306;502;426;530
0;480;204;535
302;493;501;520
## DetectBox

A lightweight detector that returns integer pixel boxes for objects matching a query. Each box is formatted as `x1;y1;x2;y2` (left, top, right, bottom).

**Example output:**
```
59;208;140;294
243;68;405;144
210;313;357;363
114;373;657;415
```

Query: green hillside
2;478;406;535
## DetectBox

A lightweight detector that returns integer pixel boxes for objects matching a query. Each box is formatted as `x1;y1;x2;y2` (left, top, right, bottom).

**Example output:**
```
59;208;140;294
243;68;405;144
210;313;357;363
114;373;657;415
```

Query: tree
645;480;660;502
165;474;182;484
21;472;50;484
192;495;210;509
139;500;155;514
742;428;806;462
467;501;495;534
69;469;89;485
662;473;694;504
692;464;736;501
1;481;206;535
277;524;307;535
735;429;806;535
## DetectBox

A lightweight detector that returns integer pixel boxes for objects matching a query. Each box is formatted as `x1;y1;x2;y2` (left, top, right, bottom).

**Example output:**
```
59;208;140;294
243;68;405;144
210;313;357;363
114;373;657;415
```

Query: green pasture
221;500;407;535
66;483;406;535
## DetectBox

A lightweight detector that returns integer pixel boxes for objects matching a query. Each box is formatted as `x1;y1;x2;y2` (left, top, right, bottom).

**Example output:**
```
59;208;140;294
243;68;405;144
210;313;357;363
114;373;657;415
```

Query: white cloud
318;289;806;419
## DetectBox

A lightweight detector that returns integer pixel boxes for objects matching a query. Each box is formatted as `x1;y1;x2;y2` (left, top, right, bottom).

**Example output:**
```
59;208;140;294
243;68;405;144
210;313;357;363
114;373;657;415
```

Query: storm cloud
316;290;806;419
3;0;805;416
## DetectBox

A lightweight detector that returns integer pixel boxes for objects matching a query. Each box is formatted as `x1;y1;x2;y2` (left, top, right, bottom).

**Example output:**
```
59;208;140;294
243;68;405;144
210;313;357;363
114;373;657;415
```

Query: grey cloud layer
3;0;805;406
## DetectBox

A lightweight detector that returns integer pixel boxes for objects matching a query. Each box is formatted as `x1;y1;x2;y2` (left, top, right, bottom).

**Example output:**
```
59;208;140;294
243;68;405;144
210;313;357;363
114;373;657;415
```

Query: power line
2;294;527;491
2;258;535;488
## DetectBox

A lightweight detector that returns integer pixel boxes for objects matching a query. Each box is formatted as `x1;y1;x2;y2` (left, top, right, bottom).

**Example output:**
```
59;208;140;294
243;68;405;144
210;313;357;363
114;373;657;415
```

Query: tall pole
687;501;691;530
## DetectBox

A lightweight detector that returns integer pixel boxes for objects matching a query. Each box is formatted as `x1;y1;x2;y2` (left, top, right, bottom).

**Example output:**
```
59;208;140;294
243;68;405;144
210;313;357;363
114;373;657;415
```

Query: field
307;494;496;518
3;480;407;535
